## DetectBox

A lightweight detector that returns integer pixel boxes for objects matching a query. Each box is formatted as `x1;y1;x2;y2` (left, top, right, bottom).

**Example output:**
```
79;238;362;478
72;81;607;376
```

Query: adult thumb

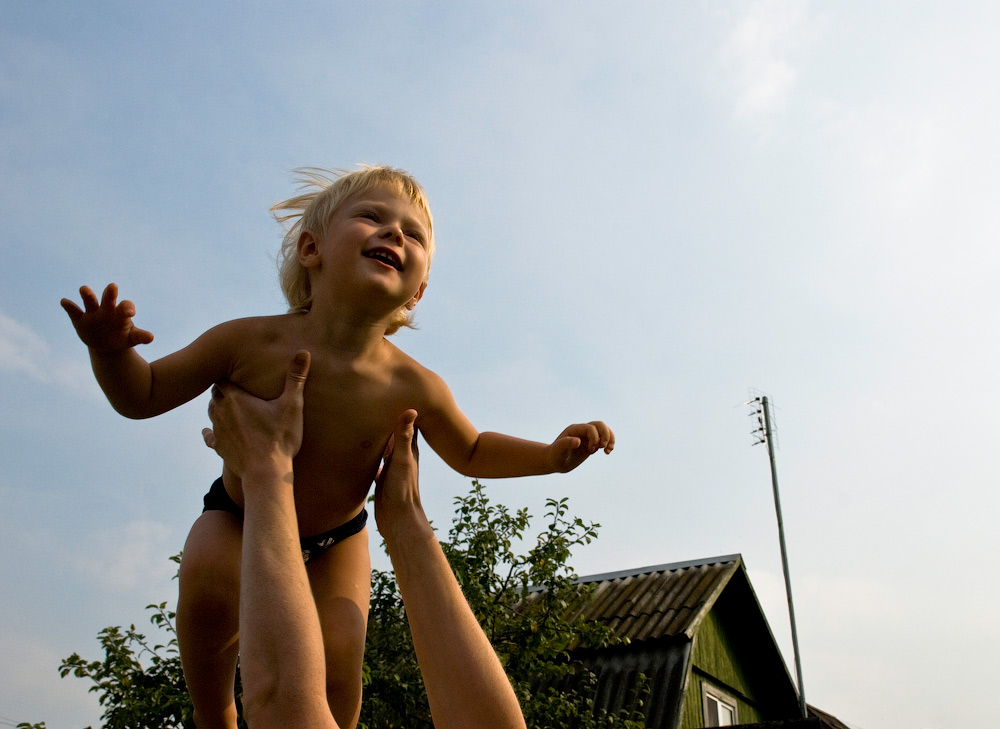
394;409;419;458
286;350;311;393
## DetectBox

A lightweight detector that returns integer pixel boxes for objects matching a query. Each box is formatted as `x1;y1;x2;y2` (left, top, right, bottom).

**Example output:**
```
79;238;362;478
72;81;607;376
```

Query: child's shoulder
204;313;304;342
186;314;306;370
382;340;452;398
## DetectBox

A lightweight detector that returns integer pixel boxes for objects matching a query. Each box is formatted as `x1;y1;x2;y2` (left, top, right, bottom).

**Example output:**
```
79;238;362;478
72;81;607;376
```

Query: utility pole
749;394;807;718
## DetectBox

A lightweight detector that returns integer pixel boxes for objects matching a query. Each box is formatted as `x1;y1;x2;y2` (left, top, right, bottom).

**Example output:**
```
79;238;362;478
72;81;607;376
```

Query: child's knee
324;615;366;668
322;610;366;695
180;552;239;599
179;514;242;605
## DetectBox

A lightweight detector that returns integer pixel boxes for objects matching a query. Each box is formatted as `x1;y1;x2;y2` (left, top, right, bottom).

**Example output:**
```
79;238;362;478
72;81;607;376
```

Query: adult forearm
239;462;337;729
386;523;526;729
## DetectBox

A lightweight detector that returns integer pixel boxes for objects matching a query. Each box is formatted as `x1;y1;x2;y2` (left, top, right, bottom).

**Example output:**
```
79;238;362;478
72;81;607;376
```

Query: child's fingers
99;283;119;310
60;298;83;320
128;327;154;346
589;421;615;453
117;299;137;319
570;422;601;452
556;435;582;453
79;285;100;311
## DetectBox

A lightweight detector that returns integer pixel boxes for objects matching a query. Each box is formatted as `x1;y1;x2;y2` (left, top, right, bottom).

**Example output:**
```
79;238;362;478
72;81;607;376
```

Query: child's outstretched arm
417;371;614;478
61;283;235;419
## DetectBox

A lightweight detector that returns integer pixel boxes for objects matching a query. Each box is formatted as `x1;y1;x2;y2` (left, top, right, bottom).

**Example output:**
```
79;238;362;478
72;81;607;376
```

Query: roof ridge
573;554;743;584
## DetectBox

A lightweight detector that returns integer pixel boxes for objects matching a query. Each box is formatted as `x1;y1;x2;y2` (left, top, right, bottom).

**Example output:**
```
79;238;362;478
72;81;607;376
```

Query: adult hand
374;410;527;729
202;350;311;481
373;409;429;544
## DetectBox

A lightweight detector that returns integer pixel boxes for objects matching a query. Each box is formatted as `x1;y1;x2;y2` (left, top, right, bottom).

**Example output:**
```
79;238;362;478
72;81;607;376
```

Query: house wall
678;608;764;728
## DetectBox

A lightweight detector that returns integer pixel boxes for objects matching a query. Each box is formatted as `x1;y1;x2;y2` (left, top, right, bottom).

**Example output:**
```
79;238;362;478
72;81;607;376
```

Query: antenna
747;392;806;718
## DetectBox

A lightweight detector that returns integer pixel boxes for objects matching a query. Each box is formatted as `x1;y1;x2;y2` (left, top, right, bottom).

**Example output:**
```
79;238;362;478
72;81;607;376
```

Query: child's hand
548;421;615;473
61;284;154;353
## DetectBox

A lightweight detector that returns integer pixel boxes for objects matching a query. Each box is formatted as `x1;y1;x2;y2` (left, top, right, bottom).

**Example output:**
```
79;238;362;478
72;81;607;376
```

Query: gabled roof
528;554;810;729
567;554;743;642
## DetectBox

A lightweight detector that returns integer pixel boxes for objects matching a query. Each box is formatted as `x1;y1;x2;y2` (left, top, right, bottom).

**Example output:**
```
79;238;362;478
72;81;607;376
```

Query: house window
702;683;738;727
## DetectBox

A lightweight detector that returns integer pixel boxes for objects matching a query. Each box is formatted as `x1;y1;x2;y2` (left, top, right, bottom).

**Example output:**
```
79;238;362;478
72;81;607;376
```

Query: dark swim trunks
202;476;368;564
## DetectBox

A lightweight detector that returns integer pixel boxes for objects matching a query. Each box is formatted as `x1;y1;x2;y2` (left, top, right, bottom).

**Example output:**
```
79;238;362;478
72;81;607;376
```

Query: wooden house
556;554;847;729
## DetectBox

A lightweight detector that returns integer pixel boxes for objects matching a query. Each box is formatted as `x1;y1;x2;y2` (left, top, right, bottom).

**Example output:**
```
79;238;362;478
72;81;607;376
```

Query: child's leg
177;511;244;729
306;526;372;729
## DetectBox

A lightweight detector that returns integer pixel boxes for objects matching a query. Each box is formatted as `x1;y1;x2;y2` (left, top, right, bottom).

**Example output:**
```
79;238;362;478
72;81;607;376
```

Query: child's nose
380;224;404;243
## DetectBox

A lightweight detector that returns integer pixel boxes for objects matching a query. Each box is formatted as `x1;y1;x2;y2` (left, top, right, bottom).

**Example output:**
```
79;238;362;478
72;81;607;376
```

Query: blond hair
272;165;435;335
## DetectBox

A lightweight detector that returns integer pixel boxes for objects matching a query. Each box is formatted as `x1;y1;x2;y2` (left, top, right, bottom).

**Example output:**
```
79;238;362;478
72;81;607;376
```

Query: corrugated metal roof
567;554;743;642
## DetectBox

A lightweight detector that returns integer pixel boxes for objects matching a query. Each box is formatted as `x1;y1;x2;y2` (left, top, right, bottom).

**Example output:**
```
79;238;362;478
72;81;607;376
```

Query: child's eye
359;211;379;221
406;231;426;245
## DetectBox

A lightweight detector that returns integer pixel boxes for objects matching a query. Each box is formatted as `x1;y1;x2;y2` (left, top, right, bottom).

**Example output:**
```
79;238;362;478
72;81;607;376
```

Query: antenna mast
749;393;806;718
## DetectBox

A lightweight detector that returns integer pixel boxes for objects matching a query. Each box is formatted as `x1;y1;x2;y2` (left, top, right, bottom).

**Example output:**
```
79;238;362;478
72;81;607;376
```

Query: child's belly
223;335;422;537
292;437;386;535
221;426;388;537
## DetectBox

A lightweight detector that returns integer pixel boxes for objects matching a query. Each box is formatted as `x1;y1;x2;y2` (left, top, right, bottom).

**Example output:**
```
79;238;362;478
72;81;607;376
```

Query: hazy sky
2;3;998;728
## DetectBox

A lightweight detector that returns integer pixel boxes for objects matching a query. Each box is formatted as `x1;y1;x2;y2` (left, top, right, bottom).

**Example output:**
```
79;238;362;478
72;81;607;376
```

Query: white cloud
718;0;818;120
0;311;95;394
70;519;176;591
0;312;51;380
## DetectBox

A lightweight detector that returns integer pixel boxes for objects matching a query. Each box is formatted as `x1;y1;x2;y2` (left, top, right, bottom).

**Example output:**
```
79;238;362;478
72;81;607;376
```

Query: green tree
26;483;644;729
54;600;199;729
361;481;646;729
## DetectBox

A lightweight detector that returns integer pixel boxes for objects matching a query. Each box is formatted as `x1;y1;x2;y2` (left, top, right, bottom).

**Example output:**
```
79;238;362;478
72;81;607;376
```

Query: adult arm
203;350;338;729
375;411;528;729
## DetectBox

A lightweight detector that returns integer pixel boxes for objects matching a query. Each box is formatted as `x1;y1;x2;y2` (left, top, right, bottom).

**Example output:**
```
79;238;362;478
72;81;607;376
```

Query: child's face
304;186;431;310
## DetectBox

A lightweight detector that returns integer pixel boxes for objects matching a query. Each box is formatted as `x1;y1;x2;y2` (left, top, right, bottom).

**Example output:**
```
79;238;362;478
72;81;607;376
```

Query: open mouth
362;248;402;271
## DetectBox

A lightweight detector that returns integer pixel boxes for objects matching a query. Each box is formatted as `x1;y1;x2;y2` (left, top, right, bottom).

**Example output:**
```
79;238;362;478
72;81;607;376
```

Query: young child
61;166;614;729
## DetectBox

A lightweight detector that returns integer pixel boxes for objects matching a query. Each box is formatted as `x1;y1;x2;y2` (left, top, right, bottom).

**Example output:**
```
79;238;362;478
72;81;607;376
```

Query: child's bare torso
220;313;431;536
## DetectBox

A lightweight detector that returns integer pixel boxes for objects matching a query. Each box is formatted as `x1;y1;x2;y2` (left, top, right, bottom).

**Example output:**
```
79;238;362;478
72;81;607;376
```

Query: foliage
360;481;647;729
27;484;645;729
55;601;193;729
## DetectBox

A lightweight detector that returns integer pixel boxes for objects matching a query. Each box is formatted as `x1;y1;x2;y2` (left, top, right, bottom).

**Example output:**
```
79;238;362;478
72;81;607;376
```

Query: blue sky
2;3;998;727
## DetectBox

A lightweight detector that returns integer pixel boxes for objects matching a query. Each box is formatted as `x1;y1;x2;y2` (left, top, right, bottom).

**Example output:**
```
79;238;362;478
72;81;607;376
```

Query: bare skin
61;185;613;728
203;351;526;729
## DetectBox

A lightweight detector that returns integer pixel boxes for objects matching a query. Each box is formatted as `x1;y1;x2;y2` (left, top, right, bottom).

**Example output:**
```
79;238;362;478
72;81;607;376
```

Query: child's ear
297;231;321;268
405;282;427;310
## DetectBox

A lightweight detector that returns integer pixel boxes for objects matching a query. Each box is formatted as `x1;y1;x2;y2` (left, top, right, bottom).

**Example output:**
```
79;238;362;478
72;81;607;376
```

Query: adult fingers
211;382;236;400
202;427;216;449
207;382;238;427
381;432;396;462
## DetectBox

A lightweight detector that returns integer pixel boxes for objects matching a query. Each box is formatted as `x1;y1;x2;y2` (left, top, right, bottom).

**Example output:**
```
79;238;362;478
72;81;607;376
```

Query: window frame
701;682;739;727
